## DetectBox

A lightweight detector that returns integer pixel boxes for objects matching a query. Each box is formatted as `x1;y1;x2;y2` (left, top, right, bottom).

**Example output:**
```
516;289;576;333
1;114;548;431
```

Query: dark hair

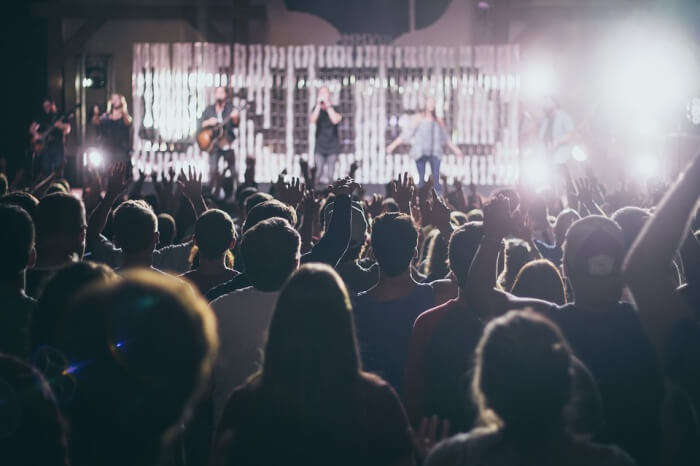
0;173;7;196
0;205;34;280
261;264;360;415
381;197;400;213
243;199;297;233
423;229;449;281
157;213;177;247
511;259;566;305
448;221;484;287
497;238;532;292
554;209;580;247
240;218;300;291
33;261;117;349
54;270;218;466
611;206;650;252
112;199;158;254
0;355;69;466
195;209;235;260
236;186;259;212
370;212;417;277
0;191;40;217
33;192;86;262
473;310;572;438
244;192;273;216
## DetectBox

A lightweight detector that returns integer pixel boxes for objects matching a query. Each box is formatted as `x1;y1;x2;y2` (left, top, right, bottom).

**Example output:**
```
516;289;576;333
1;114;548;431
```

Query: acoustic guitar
196;103;248;152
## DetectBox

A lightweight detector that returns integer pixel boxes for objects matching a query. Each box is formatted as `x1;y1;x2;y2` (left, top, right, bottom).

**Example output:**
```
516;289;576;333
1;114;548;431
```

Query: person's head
473;310;573;437
371;212;418;277
42;97;55;114
554;208;580;247
563;215;625;305
466;209;483;222
157;213;177;247
243;199;297;233
0;205;35;281
423;228;449;280
0;173;7;196
194;209;236;261
511;259;566;305
0;355;69;466
263;264;360;390
46;183;68;195
323;201;367;260
54;270;217;466
0;191;39;217
318;86;330;103
214;86;227;104
240;218;301;291
448;221;484;288
34;261;117;349
611;206;650;252
34;193;86;262
381;197;400;213
450;210;469;226
108;93;124;110
244;192;273;216
112;200;159;256
497;238;532;292
236;186;258;215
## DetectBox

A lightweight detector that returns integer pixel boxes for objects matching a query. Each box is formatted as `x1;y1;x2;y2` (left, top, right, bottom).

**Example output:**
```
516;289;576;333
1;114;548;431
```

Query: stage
129;42;521;186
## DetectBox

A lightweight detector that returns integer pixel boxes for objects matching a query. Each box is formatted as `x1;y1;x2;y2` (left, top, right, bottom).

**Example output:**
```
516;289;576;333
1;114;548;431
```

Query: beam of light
61;359;94;376
84;149;103;168
634;154;659;179
521;62;556;100
520;152;551;188
571;145;588;162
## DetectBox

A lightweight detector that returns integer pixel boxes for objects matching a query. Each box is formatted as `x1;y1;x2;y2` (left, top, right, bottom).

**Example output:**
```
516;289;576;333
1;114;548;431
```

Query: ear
229;238;236;250
152;231;160;250
28;246;37;269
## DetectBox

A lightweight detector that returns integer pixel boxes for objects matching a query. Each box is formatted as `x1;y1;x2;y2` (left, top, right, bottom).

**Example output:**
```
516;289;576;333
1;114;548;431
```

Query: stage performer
99;94;132;167
386;97;462;192
309;86;342;186
539;95;575;164
29;97;71;177
199;87;239;183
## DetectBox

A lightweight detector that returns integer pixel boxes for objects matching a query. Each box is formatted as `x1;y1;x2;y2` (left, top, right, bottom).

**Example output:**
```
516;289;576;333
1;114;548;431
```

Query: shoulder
414;300;454;331
568;438;637;466
426;428;502;466
504;291;558;313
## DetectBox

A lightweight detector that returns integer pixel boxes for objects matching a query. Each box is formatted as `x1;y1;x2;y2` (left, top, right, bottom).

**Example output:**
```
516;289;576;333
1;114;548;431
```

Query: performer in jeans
309;86;342;186
386;97;462;192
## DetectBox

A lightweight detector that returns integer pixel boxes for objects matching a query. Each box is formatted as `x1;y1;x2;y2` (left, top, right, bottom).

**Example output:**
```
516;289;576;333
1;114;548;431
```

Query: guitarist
539;96;575;165
199;86;239;183
29;97;71;177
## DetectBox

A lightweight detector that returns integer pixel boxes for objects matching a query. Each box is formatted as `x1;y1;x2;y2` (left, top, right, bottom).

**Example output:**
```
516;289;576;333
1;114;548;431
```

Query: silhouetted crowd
0;154;699;466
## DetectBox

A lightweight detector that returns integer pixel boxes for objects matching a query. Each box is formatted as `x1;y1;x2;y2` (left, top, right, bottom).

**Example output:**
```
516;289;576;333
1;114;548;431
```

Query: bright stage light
84;149;103;168
521;62;556;99
521;155;551;188
635;155;659;179
571;145;587;162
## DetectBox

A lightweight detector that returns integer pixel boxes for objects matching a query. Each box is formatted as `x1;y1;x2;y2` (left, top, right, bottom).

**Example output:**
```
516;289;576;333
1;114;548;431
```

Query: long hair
107;94;132;124
511;259;567;305
472;311;573;442
261;263;361;420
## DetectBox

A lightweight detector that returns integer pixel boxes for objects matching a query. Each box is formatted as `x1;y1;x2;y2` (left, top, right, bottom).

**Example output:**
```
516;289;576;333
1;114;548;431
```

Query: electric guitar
30;106;78;154
196;102;248;152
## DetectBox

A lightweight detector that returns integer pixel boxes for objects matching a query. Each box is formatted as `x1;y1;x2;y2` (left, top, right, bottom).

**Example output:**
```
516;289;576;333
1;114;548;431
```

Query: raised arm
623;154;700;355
86;163;129;247
178;166;207;218
302;178;357;267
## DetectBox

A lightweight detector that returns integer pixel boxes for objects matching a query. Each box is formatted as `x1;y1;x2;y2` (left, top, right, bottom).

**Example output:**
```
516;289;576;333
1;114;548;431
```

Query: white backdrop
132;42;521;185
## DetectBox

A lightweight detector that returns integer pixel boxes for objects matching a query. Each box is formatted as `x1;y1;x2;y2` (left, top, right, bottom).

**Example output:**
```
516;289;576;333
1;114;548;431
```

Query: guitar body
196;126;223;152
31;137;45;155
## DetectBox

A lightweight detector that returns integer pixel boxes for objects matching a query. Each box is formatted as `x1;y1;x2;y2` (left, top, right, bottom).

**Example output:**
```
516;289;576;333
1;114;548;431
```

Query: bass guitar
196;103;247;152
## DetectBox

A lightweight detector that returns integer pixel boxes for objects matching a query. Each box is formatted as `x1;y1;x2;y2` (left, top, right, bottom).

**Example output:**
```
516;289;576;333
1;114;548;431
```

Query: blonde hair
107;94;132;124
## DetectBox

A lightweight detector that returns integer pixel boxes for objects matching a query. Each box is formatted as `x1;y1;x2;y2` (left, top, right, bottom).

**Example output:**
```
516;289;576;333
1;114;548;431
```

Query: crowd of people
0;150;698;466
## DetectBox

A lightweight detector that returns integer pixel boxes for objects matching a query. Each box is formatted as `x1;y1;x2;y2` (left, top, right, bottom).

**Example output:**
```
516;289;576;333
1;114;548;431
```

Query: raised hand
365;193;385;218
427;189;452;235
412;415;451;461
329;176;359;197
483;194;514;240
301;189;320;217
105;162;129;199
274;176;305;207
391;172;414;213
177;166;203;201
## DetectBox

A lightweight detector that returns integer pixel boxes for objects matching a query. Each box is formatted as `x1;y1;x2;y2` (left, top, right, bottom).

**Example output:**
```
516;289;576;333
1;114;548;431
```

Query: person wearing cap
546;215;664;466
